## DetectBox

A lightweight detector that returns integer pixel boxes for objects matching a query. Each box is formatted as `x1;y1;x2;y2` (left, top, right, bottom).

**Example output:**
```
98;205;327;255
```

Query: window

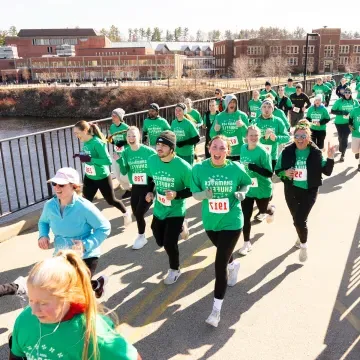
355;56;360;64
303;45;315;54
324;45;335;57
286;46;299;55
47;46;53;53
339;56;349;65
247;46;264;55
353;45;360;53
339;45;349;54
248;58;264;65
287;57;298;66
63;38;77;45
49;39;63;46
270;46;281;55
302;57;314;65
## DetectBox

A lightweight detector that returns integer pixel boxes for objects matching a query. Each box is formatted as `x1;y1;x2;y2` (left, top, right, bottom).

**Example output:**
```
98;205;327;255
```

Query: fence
0;73;348;217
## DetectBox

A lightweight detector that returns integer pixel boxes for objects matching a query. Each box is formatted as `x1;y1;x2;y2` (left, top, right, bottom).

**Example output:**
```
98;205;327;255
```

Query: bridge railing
0;73;348;217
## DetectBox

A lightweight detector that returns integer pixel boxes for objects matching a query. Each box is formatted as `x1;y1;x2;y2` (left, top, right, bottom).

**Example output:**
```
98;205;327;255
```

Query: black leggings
131;185;152;234
335;123;351;156
241;197;272;242
83;175;126;213
311;129;326;150
83;257;100;290
284;184;318;244
206;229;241;299
151;216;184;270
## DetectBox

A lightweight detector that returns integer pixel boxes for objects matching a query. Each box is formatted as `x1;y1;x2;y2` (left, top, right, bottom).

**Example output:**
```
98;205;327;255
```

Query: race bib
250;178;258;188
85;164;96;176
251;112;256;118
293;107;300;113
157;193;171;207
228;136;239;146
114;145;124;152
208;198;229;214
264;145;272;154
312;120;320;126
294;168;307;181
132;173;147;185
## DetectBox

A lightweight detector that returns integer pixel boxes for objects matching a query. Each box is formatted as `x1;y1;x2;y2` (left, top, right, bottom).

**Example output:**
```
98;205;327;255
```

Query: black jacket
275;142;334;189
290;92;311;110
336;84;347;98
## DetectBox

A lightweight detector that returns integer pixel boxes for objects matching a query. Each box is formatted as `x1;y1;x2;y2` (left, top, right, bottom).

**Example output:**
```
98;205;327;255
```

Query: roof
111;41;213;51
18;28;98;37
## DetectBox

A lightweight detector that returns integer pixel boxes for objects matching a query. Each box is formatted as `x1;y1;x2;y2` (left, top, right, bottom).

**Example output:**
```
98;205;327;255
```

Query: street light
304;33;320;84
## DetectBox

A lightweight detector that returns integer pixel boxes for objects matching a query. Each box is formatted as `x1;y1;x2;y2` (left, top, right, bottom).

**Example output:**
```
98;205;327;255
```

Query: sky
3;0;359;36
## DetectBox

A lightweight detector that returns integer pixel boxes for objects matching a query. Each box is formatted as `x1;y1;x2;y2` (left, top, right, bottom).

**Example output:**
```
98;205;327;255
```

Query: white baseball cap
47;167;81;185
314;94;323;101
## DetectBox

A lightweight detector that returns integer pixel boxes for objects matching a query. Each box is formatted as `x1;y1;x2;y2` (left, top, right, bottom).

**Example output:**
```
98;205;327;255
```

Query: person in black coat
336;78;348;98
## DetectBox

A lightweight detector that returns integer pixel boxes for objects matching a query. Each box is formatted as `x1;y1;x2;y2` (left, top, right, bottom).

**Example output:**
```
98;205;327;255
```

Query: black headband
156;136;175;149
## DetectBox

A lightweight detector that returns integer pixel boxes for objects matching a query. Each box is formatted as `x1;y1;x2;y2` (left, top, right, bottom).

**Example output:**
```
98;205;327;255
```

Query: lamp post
304;33;320;84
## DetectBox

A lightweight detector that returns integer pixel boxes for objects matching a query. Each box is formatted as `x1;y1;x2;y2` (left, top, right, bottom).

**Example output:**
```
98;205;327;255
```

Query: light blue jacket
38;194;111;259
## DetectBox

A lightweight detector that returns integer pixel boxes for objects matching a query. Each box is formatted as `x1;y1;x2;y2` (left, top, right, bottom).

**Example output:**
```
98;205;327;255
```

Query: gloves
73;153;91;163
193;189;213;201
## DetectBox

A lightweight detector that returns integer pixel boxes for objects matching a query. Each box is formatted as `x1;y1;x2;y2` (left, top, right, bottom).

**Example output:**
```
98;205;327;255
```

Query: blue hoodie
38;194;111;259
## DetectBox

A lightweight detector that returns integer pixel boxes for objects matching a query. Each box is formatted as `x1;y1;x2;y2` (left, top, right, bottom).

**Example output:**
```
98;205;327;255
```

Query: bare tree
161;57;175;88
68;68;79;83
187;63;204;90
21;68;31;84
262;56;291;85
231;56;256;90
348;54;360;72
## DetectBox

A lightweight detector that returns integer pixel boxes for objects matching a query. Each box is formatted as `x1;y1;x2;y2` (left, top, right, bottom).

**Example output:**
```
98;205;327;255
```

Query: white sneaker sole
299;248;308;262
206;317;219;328
239;246;252;256
132;239;148;250
164;272;181;285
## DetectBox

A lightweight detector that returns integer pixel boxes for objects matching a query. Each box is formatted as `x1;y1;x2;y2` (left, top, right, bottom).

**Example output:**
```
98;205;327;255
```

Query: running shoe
295;238;301;249
355;153;359;160
299;245;308;262
14;276;27;296
123;211;132;227
266;205;276;224
339;155;345;162
94;275;108;299
164;269;181;285
206;308;221;328
180;219;189;240
132;234;148;250
239;242;252;256
227;261;240;287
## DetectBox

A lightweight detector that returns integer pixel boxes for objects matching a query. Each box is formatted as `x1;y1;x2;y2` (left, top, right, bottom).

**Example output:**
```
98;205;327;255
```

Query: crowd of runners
1;72;360;359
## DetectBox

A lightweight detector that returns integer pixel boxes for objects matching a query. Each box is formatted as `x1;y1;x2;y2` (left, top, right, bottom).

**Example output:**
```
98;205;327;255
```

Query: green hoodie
331;98;359;125
284;85;296;97
188;108;203;128
255;107;290;130
306;105;330;131
312;84;331;102
142;116;171;146
260;89;278;102
343;73;353;85
248;99;262;122
349;107;360;138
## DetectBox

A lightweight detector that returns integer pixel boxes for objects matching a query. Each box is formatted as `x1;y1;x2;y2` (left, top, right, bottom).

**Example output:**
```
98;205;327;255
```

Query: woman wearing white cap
37;167;111;299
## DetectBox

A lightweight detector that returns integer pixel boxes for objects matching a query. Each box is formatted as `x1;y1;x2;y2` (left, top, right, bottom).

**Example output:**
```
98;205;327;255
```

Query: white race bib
132;173;147;185
228;136;239;146
251;112;256;118
114;145;124;152
157;193;171;207
251;178;258;188
312;120;320;126
293;168;307;181
84;164;96;176
208;198;229;213
293;107;300;113
264;144;272;154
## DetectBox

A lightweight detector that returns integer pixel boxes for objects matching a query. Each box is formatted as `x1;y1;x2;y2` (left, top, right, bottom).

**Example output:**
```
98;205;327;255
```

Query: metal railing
0;73;348;217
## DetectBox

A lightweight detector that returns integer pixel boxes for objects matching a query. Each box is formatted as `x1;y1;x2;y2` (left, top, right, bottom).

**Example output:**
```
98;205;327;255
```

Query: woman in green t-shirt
74;121;132;226
10;250;140;360
275;120;335;262
191;135;252;328
239;126;275;256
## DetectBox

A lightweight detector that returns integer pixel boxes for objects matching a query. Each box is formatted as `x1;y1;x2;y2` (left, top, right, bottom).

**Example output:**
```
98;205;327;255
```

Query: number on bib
132;173;147;185
293;168;307;181
208;198;229;214
264;145;272;154
312;120;320;126
293;107;300;113
228;136;239;146
85;164;96;176
157;193;171;207
251;112;256;118
114;145;123;152
251;178;258;187
343;115;350;120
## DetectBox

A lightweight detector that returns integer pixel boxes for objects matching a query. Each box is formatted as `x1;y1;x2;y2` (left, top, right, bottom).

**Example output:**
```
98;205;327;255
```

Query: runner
284;78;296;98
191;135;252;327
260;81;278;102
264;93;290;132
355;80;360;104
184;98;203;128
331;86;359;162
324;75;334;107
355;71;360;85
275;120;335;262
248;90;262;123
215;88;226;112
146;131;192;285
312;77;332;103
170;103;200;165
73;120;132;225
38;167;111;299
9;250;140;360
277;86;293;117
343;71;353;86
289;83;311;128
349;106;360;171
306;94;331;150
239;126;275;256
209;94;249;161
107;108;132;199
336;78;348;98
115;126;156;249
203;99;220;159
142;103;170;148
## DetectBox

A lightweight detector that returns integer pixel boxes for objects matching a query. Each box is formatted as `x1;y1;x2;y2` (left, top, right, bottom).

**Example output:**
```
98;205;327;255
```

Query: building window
302;57;314;65
286;46;299;55
47;46;53;53
339;45;349;54
49;39;63;46
339;56;349;65
287;57;298;66
324;45;335;57
248;58;264;65
270;46;281;55
355;56;360;64
353;45;360;53
247;46;264;55
303;45;315;54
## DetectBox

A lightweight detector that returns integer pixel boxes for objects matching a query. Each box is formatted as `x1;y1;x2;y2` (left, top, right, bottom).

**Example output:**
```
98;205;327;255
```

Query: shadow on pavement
315;215;360;360
320;167;358;194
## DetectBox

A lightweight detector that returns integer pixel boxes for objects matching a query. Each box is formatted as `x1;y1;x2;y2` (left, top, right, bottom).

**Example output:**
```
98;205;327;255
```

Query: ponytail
74;120;107;143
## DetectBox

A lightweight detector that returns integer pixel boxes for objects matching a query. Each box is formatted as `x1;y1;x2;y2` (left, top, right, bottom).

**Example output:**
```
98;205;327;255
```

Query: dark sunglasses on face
215;92;220;95
51;182;65;187
344;92;351;95
294;134;307;140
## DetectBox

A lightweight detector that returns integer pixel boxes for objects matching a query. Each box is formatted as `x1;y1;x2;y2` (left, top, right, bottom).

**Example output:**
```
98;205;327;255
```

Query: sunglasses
344;92;352;95
215;92;220;95
294;134;307;140
51;182;65;187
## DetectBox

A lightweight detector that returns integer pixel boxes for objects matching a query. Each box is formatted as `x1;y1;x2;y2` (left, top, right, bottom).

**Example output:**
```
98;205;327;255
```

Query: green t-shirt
240;144;273;199
142;117;171;146
253;115;290;160
109;123;129;153
356;83;360;100
82;136;112;180
343;73;353;85
188;109;203;128
284;86;296;98
117;144;156;185
147;154;192;219
260;89;278;102
355;75;360;85
209;110;249;156
255;108;290;130
11;307;139;360
312;84;331;101
191;159;252;231
325;81;334;90
248;99;262;122
330;79;336;88
349;107;360;138
306;105;330;131
331;98;359;125
171;118;199;156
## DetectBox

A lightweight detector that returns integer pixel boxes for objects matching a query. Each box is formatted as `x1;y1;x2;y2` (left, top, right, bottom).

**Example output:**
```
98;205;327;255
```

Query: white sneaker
239;242;252;256
299;245;308;262
266;205;276;224
132;234;148;250
227;261;240;287
206;308;221;328
123;211;132;227
255;213;267;222
164;269;181;285
295;238;301;249
180;219;189;240
14;276;27;296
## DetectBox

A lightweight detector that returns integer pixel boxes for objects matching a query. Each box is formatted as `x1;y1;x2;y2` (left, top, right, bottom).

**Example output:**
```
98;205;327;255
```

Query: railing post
41;133;52;197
